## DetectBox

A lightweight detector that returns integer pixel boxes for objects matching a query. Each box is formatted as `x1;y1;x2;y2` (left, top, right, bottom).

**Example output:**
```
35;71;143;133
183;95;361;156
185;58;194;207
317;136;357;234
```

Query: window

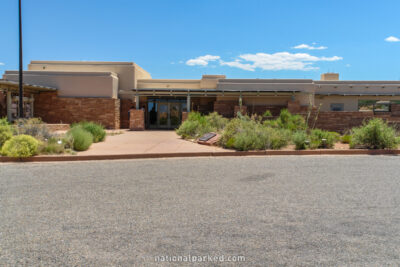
330;103;344;111
358;100;391;112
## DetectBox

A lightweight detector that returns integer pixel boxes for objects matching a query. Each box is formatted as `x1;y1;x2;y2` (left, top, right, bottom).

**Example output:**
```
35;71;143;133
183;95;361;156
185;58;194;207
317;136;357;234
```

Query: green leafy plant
205;112;228;131
0;123;13;149
0;117;10;126
293;131;309;150
341;135;352;144
263;110;272;117
350;118;399;149
72;121;106;143
219;117;289;150
176;112;215;139
1;134;39;157
264;109;306;131
68;126;93;151
309;129;339;149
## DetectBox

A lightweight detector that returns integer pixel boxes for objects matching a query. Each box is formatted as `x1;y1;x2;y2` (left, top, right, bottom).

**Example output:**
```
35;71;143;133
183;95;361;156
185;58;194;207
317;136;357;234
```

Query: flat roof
30;60;135;65
0;79;57;92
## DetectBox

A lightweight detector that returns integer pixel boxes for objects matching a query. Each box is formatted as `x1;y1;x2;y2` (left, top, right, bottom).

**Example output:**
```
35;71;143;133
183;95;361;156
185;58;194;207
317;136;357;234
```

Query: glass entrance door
158;102;169;128
147;99;184;129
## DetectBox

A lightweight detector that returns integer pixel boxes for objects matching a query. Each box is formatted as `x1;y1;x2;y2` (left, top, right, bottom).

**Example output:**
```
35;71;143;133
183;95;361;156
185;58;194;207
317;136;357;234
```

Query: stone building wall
34;91;120;129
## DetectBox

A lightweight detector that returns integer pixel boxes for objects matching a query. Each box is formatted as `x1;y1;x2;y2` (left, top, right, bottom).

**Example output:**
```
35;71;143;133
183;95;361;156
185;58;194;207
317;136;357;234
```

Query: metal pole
18;0;24;118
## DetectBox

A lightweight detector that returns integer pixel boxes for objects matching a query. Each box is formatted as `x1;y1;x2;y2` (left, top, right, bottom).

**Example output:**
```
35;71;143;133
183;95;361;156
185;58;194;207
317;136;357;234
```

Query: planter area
176;110;400;151
0;118;107;158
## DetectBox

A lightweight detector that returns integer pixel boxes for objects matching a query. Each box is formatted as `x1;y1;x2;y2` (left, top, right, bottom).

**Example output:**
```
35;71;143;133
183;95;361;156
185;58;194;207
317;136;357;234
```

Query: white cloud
186;55;220;66
385;36;400;42
220;52;342;71
0;62;4;66
220;59;255;71
293;44;328;50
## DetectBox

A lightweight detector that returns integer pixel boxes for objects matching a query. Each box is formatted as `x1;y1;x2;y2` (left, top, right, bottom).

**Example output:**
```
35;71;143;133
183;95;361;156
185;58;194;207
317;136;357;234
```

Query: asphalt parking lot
1;156;400;266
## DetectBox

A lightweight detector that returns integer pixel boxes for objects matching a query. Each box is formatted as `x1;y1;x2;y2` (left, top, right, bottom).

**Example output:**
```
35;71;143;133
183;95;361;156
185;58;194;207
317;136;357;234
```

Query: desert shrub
264;109;306;131
293;131;309;150
269;128;291;149
38;137;65;154
219;118;290;150
0;124;13;149
72;121;106;143
1;134;39;157
350;118;399;149
263;110;272;117
341;135;352;144
232;121;269;151
218;118;245;148
14;118;52;140
176;112;215;139
68;126;93;151
309;129;340;149
205;112;228;131
0;117;10;126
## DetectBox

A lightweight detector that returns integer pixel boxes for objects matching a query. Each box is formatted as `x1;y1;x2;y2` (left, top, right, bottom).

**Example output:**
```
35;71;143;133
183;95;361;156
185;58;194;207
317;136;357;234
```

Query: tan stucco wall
315;95;400;111
3;71;118;98
28;61;151;93
138;79;201;89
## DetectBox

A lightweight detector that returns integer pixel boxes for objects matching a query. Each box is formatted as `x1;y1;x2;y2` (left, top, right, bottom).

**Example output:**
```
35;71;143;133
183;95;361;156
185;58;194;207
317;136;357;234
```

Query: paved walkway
78;130;228;155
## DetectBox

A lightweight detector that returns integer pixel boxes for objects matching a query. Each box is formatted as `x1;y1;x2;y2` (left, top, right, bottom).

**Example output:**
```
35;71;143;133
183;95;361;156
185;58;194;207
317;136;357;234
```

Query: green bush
263;110;272;117
264;109;306;131
341;135;352;144
350;118;399;149
68;127;93;151
38;136;66;154
72;121;106;143
309;129;339;149
219;118;246;148
0;117;10;126
0;124;13;149
1;135;39;157
176;112;215;139
205;112;228;131
293;131;308;150
219;118;290;150
14;118;52;140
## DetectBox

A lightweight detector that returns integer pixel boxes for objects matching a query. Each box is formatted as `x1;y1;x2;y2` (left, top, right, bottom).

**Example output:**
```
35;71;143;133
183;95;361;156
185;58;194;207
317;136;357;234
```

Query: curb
1;149;400;162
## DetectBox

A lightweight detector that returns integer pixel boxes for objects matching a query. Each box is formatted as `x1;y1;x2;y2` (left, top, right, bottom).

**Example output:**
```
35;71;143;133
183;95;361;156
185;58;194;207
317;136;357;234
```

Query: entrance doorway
147;98;187;129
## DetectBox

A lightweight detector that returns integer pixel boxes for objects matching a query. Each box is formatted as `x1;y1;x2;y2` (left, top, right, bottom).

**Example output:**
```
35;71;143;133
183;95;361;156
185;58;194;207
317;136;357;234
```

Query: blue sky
1;0;400;80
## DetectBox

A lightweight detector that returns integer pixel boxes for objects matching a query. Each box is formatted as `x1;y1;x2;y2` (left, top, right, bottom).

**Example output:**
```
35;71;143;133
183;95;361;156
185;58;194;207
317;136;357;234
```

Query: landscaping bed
176;110;400;151
0;118;108;158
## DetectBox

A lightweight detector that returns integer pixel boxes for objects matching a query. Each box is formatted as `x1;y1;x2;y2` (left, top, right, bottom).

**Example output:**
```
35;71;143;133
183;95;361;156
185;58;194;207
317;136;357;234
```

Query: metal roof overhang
120;88;301;97
316;92;400;96
0;80;56;93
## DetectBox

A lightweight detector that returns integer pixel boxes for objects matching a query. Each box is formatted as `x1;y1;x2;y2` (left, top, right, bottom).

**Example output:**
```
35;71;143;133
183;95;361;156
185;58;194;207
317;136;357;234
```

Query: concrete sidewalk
78;130;228;155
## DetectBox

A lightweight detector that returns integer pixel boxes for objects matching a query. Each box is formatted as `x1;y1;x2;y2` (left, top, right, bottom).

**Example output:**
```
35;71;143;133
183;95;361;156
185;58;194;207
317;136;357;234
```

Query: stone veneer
34;92;120;129
129;109;145;130
120;99;135;129
181;111;188;122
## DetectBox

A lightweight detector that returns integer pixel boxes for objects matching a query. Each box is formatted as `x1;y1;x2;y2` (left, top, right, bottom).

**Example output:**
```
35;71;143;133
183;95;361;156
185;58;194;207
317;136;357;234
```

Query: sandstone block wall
129;109;145;130
34;92;120;129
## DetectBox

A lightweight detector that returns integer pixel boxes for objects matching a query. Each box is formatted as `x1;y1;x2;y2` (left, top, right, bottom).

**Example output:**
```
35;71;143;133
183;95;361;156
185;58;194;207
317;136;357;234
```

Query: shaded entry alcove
147;98;187;129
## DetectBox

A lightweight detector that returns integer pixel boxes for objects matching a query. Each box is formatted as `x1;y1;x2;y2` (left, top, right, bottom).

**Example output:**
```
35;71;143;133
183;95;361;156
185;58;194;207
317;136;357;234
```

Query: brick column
234;105;247;116
182;111;188;122
129;109;145;130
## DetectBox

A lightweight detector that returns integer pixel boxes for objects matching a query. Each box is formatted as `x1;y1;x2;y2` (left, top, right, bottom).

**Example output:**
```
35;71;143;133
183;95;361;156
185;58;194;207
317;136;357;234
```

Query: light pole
18;0;24;118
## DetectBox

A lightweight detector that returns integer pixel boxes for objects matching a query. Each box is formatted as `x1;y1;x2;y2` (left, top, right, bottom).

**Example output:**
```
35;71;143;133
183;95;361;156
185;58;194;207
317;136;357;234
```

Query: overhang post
135;93;140;110
6;91;12;122
187;93;191;112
